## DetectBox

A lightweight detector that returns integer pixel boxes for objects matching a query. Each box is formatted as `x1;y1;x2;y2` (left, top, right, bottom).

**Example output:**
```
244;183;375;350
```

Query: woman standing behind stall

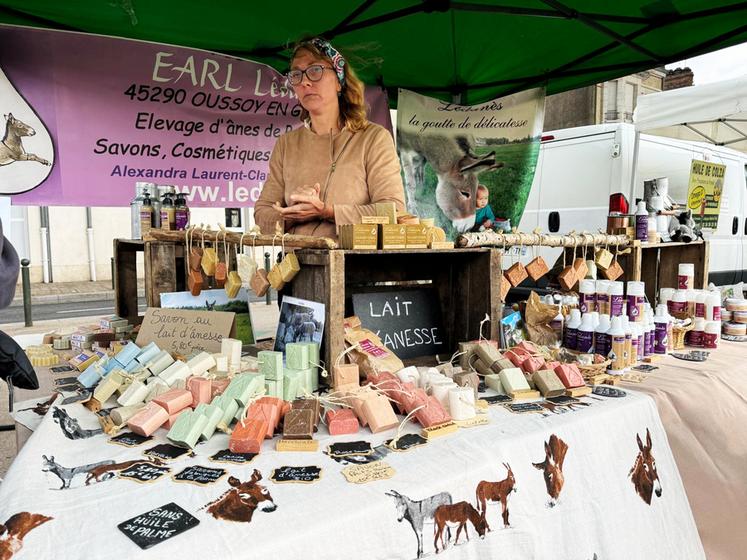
254;37;405;238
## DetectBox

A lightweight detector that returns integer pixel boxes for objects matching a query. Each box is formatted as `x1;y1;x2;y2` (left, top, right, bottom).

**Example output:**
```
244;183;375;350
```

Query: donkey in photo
0;512;52;560
433;501;487;553
0;113;49;167
532;434;569;507
475;462;516;530
42;455;115;490
629;428;662;505
203;471;277;523
385;490;453;558
51;407;103;440
398;130;503;232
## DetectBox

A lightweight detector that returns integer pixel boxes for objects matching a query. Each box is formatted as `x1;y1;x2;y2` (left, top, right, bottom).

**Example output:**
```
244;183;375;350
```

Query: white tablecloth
0;389;703;560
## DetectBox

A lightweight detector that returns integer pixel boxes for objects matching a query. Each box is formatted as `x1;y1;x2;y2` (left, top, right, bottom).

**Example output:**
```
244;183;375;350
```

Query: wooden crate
290;248;503;368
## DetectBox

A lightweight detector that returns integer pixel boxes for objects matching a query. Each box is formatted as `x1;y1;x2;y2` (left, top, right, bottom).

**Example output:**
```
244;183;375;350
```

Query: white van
519;122;747;285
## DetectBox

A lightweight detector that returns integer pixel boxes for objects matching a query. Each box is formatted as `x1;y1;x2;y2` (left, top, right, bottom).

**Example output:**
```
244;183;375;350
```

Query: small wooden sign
118;502;199;549
327;441;373;457
270;466;323;484
135;308;236;355
118;463;171;483
209;449;257;464
109;432;153;448
385;433;428;452
455;416;489;428
144;443;190;462
173;465;226;486
276;439;319;452
342;461;395;484
421;421;457;440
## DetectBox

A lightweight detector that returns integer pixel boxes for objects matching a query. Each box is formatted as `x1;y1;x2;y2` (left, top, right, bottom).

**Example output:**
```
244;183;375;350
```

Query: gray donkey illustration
51;407;103;440
385;490;453;558
0;113;50;167
42;455;115;490
398;131;502;233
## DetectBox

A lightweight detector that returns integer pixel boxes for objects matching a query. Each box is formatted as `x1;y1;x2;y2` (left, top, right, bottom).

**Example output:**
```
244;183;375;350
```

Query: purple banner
0;25;392;206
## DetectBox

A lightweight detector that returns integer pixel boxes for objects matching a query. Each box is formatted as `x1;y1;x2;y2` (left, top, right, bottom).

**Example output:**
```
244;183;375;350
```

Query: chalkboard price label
352;289;446;359
118;502;199;549
118;463;171;483
545;395;580;406
144;443;190;461
270;466;323;484
504;402;543;414
173;465;226;486
109;432;153;448
482;394;512;404
385;433;428;452
591;386;627;398
327;441;373;457
209;449;258;464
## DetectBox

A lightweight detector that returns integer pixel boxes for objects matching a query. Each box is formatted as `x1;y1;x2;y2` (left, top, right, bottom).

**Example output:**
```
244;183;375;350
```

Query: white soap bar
146;350;174;376
449;387;476;421
93;370;125;403
159;361;191;386
117;380;149;406
135;342;160;365
213;354;229;373
144;377;169;402
221;338;243;372
187;352;216;376
111;405;143;425
431;380;457;411
485;374;506;394
499;368;531;393
396;366;419;384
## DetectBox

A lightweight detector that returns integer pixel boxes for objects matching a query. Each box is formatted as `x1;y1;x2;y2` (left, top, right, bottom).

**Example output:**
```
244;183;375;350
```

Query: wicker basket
671;323;694;350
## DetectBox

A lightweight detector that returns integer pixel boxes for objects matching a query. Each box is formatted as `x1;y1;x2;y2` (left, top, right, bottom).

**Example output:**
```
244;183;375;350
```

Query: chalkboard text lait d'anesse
369;297;412;317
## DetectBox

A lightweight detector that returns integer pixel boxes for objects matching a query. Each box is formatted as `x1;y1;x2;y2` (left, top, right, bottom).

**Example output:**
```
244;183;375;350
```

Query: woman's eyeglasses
287;64;334;86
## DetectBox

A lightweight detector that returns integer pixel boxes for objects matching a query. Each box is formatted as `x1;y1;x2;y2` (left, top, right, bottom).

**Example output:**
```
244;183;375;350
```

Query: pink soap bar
345;390;376;427
127;402;169;436
554;363;585;388
403;388;429;413
389;381;416;414
211;378;231;399
521;356;546;374
259;396;289;418
247;402;280;438
188;376;212;407
545;361;561;371
517;341;539;354
164;409;187;429
229;419;268;454
415;396;452;428
506;347;532;367
153;388;193;415
362;394;399;433
326;408;360;435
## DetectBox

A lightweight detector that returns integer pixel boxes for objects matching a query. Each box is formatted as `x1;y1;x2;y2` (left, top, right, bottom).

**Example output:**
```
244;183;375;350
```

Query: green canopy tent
0;1;745;104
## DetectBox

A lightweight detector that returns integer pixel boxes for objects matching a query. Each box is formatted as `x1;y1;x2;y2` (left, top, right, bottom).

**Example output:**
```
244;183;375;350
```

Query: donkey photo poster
397;88;545;240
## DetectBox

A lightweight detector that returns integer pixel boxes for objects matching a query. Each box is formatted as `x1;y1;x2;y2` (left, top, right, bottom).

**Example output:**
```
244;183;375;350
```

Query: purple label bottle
654;323;668;354
577;330;594;353
563;327;578;351
595;332;609;357
644;329;653;356
611;295;624;316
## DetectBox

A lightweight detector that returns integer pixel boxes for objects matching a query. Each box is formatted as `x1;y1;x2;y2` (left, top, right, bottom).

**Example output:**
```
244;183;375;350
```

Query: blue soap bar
115;342;140;366
135;342;160;365
77;364;102;388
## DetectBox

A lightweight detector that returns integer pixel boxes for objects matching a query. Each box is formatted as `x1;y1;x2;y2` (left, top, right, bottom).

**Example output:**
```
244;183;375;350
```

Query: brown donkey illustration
433;501;487;553
629;428;662;505
475;462;516;530
18;392;59;416
0;512;52;560
532;434;569;507
0;114;49;167
84;457;163;485
203;470;277;523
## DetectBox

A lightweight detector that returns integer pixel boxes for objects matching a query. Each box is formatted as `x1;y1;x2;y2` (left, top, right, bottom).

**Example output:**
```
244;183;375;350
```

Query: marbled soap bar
146;350;174;376
246;401;280;438
187;376;212;407
115;342;140;366
117;380;149;406
167;410;208;449
282;408;314;439
187;352;216;377
285;342;310;370
553;363;585;388
196;402;224;440
158;360;191;386
415;396;452;428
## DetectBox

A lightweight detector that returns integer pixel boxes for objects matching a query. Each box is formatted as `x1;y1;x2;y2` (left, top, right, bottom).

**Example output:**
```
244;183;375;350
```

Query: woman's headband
309;38;346;87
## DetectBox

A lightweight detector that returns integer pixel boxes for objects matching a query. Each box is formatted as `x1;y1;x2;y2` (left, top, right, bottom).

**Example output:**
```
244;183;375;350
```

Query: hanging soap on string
278;235;301;283
237;230;258;286
187;226;203;271
186;227;203;296
525;232;549;281
201;227;217;277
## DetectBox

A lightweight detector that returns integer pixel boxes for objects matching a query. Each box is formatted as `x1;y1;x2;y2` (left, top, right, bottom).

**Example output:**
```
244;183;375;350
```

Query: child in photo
473;184;510;232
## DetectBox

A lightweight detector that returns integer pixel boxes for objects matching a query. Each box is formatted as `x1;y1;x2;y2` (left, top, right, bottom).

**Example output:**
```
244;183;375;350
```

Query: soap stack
257;342;319;402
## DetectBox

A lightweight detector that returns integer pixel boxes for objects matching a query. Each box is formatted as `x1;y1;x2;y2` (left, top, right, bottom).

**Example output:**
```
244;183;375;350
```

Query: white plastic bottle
564;309;582;350
626;281;646;322
678;263;694;290
550;305;564;345
689;317;705;347
577;314;595;353
609;281;625;317
590;311;600;330
668;290;687;316
705;291;722;322
654;305;669;354
644;310;655;357
703;321;720;349
579;279;596;314
635;201;649;242
622;316;633;367
595;314;611;357
607;316;627;374
659;287;675;309
695;290;707;318
596;280;610;315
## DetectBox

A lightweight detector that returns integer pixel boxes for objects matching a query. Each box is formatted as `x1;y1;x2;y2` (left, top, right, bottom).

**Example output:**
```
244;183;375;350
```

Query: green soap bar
258;351;283;380
285;367;314;396
283;371;301;402
485;373;506;394
264;377;283;399
225;373;264;406
199;403;224;440
285;343;310;370
300;342;320;391
214;394;239;427
167;410;208;449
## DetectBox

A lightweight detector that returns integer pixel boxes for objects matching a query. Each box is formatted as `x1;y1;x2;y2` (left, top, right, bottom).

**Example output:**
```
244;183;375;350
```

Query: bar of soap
94;369;125;403
77;361;104;389
127;402;169;437
453;371;479;400
344;387;377;426
135;342;160;365
431;380;458;410
158;360;191;386
144;377;170;402
282;408;314;439
196;402;224;441
110;405;143;425
187;352;216;376
104;358;124;375
292;398;320;427
211;378;231;399
226;373;265;406
333;363;359;390
115;342;141;367
117;380;149;406
299;342;320;390
499;368;532;394
250;269;270;297
362;394;398;433
415;396;452;428
395;366;419;385
246;402;280;438
225;271;242;298
554;364;585;388
259;396;290;418
285;343;310;370
258;350;284;380
145;350;174;376
326;408;359;435
221;338;243;373
153;388;193;415
475;343;503;366
165;409;188;429
449;387;476;421
506;347;532;367
214;394;239;428
167;410;208;449
212;353;229;373
484;374;505;394
402;387;429;414
230;419;268;453
533;370;567;397
264;378;283;399
521;356;546;375
188;376;212;407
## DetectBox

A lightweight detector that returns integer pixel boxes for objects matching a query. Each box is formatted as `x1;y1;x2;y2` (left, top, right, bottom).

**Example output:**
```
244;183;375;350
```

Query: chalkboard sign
50;365;75;374
592;386;627;398
173;465;226;485
118;502;199;550
54;377;81;389
109;432;153;448
385;433;428;452
352;289;446;359
545;395;580;406
327;441;373;457
504;402;543;414
118;463;171;483
144;443;189;462
482;394;512;404
209;449;258;464
271;466;323;484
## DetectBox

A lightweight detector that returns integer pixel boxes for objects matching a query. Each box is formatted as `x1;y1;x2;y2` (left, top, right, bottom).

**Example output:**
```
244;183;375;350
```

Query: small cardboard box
342;224;378;249
405;224;429;248
505;262;528;287
558;265;578;291
526;256;549;281
379;224;407;249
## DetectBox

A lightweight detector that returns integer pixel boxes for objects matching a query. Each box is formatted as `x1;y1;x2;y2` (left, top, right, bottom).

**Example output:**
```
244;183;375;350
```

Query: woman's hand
273;183;334;223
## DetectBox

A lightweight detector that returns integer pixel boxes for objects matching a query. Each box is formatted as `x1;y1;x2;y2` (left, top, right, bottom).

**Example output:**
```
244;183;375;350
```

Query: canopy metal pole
629;129;641;208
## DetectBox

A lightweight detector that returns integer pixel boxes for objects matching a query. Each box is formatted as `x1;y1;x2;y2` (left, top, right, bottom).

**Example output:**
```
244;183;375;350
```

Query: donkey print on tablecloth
629;428;662;505
0;512;52;560
385;490;453;558
51;407;103;440
203;470;277;523
532;434;569;508
475;462;516;530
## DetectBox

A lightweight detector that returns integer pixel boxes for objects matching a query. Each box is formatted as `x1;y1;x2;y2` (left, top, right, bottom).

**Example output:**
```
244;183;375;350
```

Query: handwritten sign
109;432;153;448
455;416;489;428
342;461;395;484
271;466;323;484
209;449;257;464
118;463;171;483
545;395;580;406
687;159;726;229
135;308;236;354
173;465;226;486
144;443;190;462
327;441;373;458
481;394;512;405
118;503;199;550
385;433;428;452
352;289;445;359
